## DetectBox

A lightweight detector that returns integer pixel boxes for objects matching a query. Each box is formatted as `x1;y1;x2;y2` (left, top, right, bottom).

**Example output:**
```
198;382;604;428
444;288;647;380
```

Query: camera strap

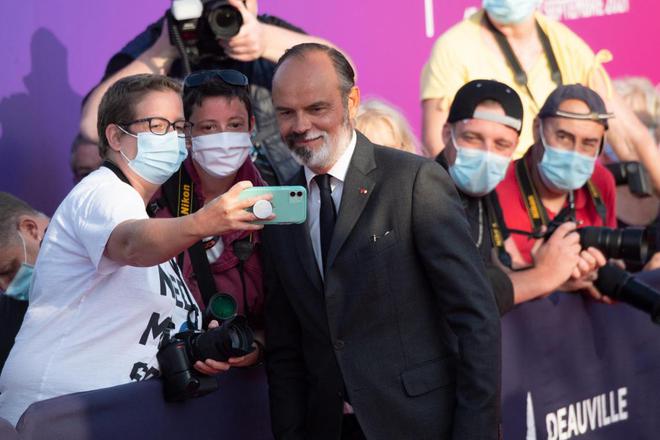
585;179;608;225
515;159;607;235
155;166;254;317
484;14;562;108
484;192;513;269
102;161;131;186
157;166;219;309
515;158;549;233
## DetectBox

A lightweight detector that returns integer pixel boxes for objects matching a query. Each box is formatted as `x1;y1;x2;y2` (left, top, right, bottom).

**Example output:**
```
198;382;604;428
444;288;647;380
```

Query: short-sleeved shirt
496;154;617;265
0;167;200;426
420;10;613;157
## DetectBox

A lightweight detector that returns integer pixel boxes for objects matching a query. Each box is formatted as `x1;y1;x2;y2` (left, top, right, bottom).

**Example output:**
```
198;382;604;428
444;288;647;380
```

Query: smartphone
238;186;307;225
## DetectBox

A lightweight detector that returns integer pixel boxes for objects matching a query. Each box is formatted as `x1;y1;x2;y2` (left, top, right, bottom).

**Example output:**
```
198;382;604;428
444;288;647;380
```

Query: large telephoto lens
595;264;660;324
207;3;243;40
578;226;656;263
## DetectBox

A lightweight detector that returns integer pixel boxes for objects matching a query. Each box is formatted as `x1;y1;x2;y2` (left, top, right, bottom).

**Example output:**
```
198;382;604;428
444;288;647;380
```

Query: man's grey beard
286;115;352;172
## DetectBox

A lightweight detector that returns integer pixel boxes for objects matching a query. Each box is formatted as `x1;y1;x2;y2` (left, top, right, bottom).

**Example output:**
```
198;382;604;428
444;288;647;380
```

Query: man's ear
442;123;452;147
347;86;361;123
17;215;39;241
442;123;457;165
105;124;124;153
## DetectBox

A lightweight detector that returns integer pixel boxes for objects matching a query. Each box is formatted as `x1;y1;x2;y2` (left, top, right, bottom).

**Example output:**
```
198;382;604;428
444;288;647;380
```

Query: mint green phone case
238;186;307;225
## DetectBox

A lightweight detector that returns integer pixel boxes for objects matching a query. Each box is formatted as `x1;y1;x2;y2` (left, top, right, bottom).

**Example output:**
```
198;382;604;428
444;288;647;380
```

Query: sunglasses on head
183;69;249;90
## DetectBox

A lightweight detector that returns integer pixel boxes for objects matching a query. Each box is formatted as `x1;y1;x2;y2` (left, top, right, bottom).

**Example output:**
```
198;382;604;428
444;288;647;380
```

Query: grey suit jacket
263;132;501;440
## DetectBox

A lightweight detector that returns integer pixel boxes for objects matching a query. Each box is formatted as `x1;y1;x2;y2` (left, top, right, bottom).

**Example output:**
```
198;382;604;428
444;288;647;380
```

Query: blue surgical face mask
118;128;188;184
483;0;540;24
448;129;512;197
537;122;597;192
4;232;33;302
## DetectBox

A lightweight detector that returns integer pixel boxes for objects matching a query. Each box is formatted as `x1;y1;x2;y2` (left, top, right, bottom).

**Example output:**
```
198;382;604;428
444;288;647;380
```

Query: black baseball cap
538;84;613;129
447;79;524;133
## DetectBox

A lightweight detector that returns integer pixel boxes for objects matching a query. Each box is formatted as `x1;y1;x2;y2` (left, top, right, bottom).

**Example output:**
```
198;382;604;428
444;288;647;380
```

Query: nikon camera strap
514;159;607;234
484;14;562;108
152;167;254;317
159;167;219;308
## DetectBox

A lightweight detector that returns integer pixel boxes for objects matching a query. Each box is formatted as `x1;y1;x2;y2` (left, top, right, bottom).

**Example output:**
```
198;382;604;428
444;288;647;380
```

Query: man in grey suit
263;43;501;440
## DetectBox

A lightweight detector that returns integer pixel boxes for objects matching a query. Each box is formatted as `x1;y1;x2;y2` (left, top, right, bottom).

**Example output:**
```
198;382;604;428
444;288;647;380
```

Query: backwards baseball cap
538;84;613;129
447;79;524;133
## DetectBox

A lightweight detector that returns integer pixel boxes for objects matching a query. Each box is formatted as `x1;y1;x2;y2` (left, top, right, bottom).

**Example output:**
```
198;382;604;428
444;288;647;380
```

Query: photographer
0;74;268;426
438;80;588;314
80;0;340;185
420;1;660;198
150;69;265;369
0;193;49;373
496;84;615;301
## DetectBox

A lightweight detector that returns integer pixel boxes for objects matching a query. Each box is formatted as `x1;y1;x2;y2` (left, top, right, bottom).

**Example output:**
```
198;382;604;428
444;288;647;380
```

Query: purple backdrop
1;0;658;214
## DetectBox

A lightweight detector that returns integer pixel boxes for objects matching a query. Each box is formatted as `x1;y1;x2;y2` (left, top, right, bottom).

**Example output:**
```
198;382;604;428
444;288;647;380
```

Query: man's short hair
274;43;355;104
0;192;38;248
183;77;253;124
96;74;183;157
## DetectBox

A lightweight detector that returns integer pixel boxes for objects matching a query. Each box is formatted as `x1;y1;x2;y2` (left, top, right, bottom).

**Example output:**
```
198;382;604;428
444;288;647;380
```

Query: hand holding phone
238;186;307;225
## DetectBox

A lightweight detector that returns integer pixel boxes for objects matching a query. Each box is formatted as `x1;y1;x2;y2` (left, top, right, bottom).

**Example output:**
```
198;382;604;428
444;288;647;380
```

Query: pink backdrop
0;0;657;213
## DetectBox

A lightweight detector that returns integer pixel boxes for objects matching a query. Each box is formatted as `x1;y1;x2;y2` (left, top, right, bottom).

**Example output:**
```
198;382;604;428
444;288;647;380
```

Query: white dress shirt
304;130;357;275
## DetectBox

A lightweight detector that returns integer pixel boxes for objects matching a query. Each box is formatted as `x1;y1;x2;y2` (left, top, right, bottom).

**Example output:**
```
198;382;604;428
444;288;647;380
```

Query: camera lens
297;191;303;197
206;293;237;321
191;316;255;362
207;4;243;40
290;191;296;197
579;226;652;263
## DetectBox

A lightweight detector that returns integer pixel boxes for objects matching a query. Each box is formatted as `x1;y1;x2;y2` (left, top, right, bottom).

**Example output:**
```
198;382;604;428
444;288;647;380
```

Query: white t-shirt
0;167;200;426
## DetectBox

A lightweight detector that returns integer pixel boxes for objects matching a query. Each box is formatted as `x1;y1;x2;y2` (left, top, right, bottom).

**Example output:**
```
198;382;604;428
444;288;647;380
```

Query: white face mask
191;132;252;178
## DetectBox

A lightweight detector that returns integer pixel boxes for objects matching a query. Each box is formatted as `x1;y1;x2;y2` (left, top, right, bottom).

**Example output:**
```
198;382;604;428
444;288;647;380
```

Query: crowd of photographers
1;0;660;437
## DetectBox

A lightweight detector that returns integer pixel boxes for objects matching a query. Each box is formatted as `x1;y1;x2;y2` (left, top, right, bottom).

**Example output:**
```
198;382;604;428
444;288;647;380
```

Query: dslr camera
544;209;659;264
168;0;246;68
605;161;653;198
157;293;255;401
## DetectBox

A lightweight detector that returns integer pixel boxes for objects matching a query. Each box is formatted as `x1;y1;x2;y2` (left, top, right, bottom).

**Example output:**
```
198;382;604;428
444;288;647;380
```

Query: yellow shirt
420;10;612;158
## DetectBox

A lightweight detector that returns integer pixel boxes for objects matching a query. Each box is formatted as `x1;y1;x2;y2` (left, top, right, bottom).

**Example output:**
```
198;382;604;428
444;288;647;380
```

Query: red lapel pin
359;187;368;195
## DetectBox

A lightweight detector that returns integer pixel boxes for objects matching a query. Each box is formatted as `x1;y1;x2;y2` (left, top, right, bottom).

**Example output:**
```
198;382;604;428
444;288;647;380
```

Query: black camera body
168;0;245;68
157;315;255;401
605;161;653;198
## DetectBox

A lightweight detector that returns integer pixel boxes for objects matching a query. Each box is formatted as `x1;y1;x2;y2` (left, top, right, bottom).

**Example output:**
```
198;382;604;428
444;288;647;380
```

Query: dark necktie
314;174;337;270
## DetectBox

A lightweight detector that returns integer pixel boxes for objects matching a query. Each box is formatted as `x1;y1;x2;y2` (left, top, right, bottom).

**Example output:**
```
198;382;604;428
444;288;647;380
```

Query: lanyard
483;14;562;109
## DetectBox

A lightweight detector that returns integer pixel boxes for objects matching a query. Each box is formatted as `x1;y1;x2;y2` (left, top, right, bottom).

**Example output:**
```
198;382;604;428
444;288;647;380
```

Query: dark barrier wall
1;0;658;214
501;280;660;439
5;273;660;439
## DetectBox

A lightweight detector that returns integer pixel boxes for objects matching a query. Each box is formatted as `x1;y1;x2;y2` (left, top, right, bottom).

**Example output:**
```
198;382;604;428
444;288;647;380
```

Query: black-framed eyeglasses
183;69;249;91
119;117;193;138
